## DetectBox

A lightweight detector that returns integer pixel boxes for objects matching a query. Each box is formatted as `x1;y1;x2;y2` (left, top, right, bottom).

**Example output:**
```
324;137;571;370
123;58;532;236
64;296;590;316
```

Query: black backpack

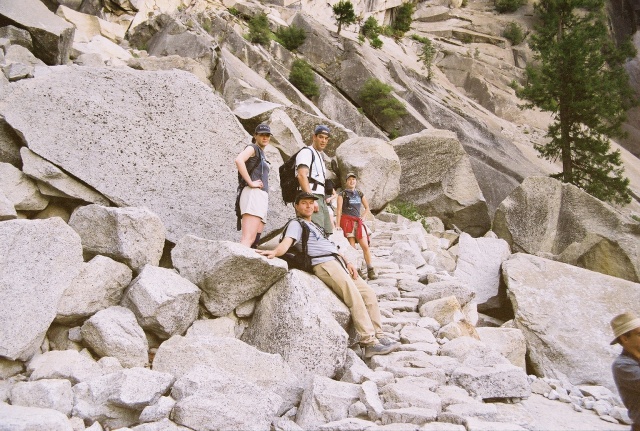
279;146;323;204
279;218;340;273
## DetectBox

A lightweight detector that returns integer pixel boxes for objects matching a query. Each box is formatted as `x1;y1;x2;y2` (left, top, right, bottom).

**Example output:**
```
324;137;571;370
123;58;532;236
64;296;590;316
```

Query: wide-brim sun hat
610;312;640;345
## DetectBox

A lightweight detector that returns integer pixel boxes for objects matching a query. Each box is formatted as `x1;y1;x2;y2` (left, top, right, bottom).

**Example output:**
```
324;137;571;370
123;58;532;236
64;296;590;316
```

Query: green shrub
361;16;380;39
248;13;271;45
228;7;240;17
370;35;383;49
386;201;430;231
275;24;306;51
392;2;414;34
495;0;526;13
332;0;357;34
289;59;319;98
417;36;436;80
502;22;525;45
359;78;407;125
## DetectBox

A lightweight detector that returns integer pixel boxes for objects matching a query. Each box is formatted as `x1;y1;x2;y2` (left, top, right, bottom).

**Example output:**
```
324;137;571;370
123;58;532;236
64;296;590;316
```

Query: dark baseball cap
255;124;272;135
294;191;319;204
314;125;330;136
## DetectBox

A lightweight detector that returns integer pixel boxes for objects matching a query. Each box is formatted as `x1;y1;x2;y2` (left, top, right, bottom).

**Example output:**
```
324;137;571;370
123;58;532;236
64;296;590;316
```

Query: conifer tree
517;0;637;205
332;0;356;35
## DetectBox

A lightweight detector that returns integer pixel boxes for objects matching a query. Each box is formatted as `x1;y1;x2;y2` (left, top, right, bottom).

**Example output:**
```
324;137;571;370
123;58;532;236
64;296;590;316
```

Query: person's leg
357;234;373;267
311;195;332;234
348;237;356;248
240;214;263;247
313;260;377;345
353;276;384;339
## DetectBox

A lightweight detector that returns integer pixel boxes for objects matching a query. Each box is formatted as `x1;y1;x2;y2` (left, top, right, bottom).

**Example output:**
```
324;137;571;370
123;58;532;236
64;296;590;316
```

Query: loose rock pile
0;205;632;430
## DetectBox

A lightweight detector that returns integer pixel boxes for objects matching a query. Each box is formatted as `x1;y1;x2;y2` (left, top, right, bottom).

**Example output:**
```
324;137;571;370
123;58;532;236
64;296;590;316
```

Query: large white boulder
0;218;84;360
0;162;48;211
241;270;350;383
69;204;165;273
172;237;287;316
494;176;640;282
295;376;361;429
503;253;640;390
121;265;200;339
20;147;110;205
453;232;511;310
335;137;401;211
391;130;490;236
152;335;303;414
27;349;105;384
9;379;74;416
0;0;75;65
0;66;288;242
72;372;142;429
450;364;531;400
171;365;281;431
81;306;149;368
55;255;132;325
0;402;74;431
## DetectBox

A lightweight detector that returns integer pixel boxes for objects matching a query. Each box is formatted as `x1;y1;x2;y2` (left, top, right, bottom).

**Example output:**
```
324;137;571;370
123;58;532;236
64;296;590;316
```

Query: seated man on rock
258;191;400;358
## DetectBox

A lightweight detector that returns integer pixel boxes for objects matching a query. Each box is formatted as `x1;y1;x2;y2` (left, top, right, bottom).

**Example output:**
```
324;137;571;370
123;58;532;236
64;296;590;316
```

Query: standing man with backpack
295;125;333;234
257;191;401;358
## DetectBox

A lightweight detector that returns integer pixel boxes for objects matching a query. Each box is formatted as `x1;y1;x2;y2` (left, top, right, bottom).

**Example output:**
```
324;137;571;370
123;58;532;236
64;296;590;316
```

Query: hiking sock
250;233;262;249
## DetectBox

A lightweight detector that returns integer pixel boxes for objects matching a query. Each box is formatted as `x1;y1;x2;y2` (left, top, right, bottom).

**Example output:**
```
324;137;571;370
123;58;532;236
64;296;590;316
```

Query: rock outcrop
392;129;491;236
494;176;640;282
503;252;640;390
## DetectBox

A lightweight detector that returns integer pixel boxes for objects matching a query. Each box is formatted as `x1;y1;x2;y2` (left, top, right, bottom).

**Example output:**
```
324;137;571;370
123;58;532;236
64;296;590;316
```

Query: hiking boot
367;267;378;280
378;336;397;346
364;341;401;358
357;267;366;279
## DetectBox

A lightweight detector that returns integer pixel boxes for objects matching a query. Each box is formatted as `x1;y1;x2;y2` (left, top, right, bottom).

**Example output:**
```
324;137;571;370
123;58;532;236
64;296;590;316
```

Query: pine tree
332;0;356;35
518;0;637;205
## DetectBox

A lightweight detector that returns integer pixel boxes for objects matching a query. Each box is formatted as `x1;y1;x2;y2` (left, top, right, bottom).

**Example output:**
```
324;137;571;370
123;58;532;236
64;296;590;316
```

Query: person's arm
256;237;294;259
297;165;312;193
361;194;371;217
335;193;343;230
338;251;358;279
234;146;263;189
614;358;640;392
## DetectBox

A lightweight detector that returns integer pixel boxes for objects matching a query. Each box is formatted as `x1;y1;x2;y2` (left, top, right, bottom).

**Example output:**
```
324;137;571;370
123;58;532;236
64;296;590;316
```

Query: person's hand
313;201;319;212
251;179;263;189
256;249;276;259
346;262;357;279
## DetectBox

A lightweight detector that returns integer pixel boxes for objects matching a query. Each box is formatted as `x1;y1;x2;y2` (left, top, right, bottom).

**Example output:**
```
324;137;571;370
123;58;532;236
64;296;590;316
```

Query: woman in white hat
234;124;271;248
610;312;640;431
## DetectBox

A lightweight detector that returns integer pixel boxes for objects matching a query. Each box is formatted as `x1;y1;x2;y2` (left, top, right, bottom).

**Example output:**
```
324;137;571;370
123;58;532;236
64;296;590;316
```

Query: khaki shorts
239;186;268;224
345;222;359;238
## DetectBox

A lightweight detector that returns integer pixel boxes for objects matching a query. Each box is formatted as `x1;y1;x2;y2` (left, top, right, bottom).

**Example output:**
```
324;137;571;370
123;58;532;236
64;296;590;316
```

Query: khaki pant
313;259;383;345
311;193;333;234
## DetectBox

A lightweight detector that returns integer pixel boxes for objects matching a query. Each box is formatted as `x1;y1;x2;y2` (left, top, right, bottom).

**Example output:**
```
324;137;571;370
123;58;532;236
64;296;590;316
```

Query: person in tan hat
611;312;640;430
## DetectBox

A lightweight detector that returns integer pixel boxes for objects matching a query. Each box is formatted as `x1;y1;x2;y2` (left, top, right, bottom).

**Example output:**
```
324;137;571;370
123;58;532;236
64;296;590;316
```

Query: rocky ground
1;208;634;431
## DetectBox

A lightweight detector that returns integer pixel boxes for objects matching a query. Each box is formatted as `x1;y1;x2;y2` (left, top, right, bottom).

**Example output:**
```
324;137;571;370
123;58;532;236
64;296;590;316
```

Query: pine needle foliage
412;35;437;80
247;13;271;45
332;0;356;34
275;25;306;51
392;3;414;34
359;78;407;126
289;59;319;98
517;0;637;205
